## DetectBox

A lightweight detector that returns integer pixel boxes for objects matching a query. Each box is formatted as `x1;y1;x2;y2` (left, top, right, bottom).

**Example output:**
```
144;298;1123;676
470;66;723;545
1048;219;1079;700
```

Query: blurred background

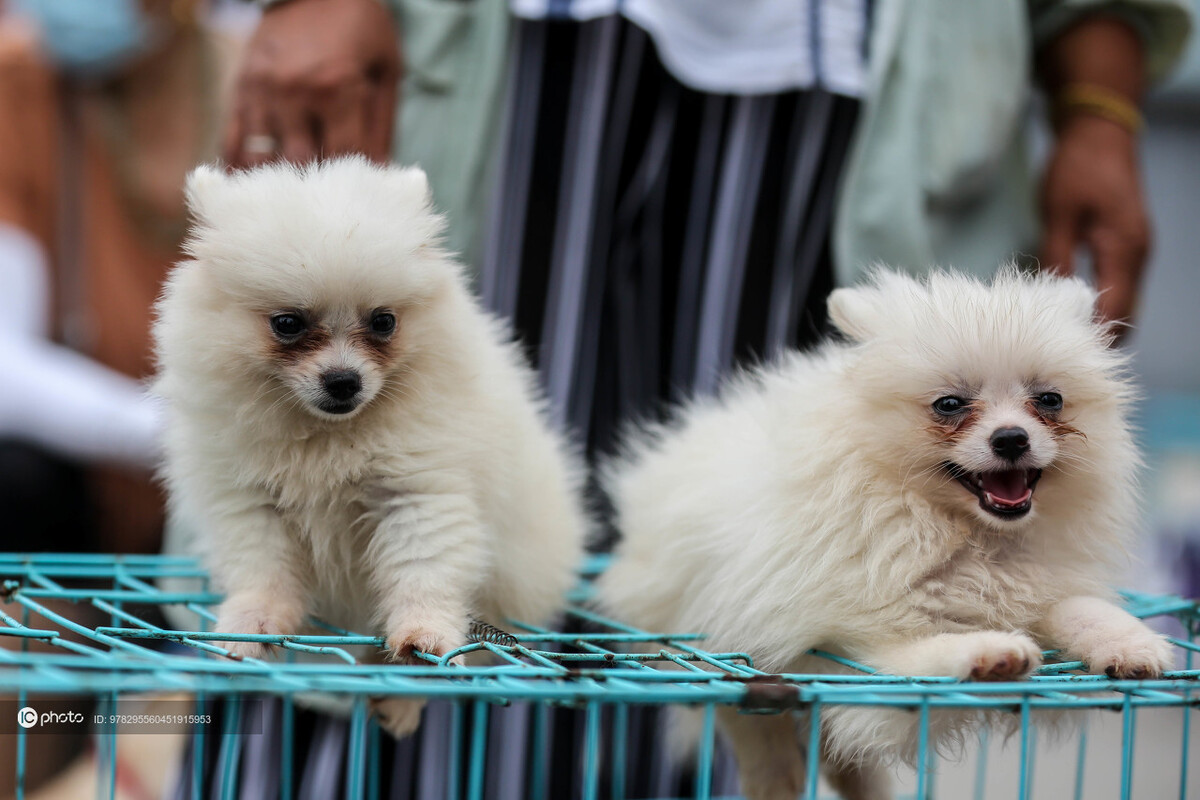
0;0;1196;797
1132;34;1200;600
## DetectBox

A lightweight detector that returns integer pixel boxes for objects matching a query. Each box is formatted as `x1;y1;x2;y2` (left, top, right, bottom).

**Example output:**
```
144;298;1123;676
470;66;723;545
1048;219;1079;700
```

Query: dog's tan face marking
351;308;401;370
258;306;404;420
1026;398;1086;442
267;313;331;364
926;388;983;445
928;401;978;442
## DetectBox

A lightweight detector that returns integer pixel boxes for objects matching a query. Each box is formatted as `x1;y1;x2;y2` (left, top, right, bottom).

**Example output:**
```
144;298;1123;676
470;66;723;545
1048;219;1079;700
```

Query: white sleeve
0;224;162;469
0;223;50;337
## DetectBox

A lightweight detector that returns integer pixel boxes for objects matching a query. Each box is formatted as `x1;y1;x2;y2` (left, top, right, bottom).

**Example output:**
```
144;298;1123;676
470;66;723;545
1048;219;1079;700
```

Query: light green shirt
387;0;510;269
833;0;1192;285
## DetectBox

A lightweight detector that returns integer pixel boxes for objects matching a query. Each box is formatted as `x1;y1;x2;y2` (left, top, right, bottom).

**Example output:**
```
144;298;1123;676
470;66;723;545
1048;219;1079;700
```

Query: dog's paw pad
967;634;1041;682
1105;664;1151;679
971;652;1028;681
1091;635;1173;680
385;623;465;664
220;639;273;661
370;697;426;739
215;593;302;661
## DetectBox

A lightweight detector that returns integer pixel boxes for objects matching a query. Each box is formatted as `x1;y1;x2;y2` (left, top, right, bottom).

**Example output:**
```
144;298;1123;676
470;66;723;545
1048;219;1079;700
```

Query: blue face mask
12;0;159;79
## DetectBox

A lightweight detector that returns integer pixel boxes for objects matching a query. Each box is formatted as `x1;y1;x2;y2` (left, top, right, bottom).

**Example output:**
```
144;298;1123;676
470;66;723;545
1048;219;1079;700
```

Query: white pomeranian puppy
598;268;1172;800
154;157;586;736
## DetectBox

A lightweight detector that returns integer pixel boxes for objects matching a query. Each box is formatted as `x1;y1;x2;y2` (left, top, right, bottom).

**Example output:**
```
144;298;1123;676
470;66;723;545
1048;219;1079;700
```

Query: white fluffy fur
598;268;1172;799
154;158;587;736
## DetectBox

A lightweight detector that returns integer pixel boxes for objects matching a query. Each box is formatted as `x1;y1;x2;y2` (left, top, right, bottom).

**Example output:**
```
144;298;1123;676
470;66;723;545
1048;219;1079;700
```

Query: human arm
0;225;161;469
1036;15;1150;336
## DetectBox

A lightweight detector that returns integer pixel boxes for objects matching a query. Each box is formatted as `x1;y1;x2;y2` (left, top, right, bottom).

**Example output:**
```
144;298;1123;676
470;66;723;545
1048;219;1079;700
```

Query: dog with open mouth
597;268;1172;800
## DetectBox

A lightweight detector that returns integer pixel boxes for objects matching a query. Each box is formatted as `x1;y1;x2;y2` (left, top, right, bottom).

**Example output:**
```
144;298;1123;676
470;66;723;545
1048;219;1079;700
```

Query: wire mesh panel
0;552;1197;799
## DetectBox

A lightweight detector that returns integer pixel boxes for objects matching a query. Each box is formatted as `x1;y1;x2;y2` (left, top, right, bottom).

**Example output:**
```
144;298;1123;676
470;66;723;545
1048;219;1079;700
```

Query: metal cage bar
1;553;1198;800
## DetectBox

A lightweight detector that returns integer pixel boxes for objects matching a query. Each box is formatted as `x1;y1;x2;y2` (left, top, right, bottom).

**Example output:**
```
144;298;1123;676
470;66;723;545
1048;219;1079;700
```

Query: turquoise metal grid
0;551;1197;799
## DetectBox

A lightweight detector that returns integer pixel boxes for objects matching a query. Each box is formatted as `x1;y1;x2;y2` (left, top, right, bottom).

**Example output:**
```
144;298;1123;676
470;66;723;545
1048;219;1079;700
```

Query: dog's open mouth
945;463;1042;520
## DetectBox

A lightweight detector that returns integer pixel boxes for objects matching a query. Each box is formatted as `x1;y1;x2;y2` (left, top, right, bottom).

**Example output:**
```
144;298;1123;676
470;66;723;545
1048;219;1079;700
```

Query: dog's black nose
990;427;1030;461
321;370;361;401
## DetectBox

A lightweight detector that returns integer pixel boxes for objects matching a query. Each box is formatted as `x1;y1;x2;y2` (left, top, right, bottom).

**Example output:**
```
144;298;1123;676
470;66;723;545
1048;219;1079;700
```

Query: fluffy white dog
598;269;1172;800
154;158;587;736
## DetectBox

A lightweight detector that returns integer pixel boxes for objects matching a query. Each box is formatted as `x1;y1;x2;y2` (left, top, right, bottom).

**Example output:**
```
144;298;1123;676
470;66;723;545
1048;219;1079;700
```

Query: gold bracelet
1055;83;1144;133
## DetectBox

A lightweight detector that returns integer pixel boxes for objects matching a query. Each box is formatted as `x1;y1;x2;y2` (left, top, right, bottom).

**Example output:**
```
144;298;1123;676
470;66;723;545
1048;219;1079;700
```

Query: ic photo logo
17;707;38;729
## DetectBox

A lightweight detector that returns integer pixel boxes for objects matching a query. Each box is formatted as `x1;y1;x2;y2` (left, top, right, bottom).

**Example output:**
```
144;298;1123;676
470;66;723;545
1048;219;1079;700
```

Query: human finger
272;91;320;164
238;93;281;168
1039;201;1080;277
1088;224;1148;337
317;80;370;158
363;62;400;163
221;96;248;169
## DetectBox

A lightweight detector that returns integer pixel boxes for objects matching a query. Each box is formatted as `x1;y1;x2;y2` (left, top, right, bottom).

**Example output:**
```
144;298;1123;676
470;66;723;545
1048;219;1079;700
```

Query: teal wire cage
0;552;1197;799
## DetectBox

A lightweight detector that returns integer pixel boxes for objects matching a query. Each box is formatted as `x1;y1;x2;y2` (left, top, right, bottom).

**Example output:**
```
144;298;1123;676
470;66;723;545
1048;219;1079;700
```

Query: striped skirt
482;16;860;457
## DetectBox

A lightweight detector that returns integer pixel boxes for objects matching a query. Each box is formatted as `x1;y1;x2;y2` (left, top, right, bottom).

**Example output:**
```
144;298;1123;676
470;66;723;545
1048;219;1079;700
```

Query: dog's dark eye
932;396;968;416
270;313;305;337
370;312;396;335
1036;392;1063;411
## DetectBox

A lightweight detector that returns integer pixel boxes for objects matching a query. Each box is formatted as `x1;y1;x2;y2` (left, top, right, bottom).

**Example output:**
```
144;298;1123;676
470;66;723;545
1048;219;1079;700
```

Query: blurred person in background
0;1;247;795
0;0;245;556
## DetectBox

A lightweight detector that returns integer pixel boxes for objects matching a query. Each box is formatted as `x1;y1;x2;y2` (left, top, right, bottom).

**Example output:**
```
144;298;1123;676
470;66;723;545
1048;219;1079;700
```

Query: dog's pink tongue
981;470;1032;507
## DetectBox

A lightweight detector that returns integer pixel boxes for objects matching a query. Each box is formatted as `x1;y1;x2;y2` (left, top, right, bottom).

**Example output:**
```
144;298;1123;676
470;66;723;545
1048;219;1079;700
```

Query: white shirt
509;0;870;97
0;224;161;468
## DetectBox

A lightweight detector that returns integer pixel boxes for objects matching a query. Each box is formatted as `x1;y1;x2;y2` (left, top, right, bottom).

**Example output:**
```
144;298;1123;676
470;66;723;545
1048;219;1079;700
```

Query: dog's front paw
370;696;426;739
965;631;1042;682
385;619;466;664
1085;629;1173;679
215;592;303;660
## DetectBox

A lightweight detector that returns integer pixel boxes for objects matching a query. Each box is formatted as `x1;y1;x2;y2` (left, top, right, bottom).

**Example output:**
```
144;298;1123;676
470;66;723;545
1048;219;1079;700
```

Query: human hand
1039;114;1149;339
1035;16;1148;342
222;0;401;169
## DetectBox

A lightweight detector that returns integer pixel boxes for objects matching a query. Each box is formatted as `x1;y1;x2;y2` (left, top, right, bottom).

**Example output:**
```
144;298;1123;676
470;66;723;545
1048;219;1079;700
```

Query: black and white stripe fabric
482;16;861;456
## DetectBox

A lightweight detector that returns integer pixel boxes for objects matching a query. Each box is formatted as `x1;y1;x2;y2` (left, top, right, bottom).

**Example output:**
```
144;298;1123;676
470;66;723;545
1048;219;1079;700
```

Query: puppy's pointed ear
1062;277;1100;322
827;286;882;342
386;165;448;243
388;166;433;208
185;164;227;223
